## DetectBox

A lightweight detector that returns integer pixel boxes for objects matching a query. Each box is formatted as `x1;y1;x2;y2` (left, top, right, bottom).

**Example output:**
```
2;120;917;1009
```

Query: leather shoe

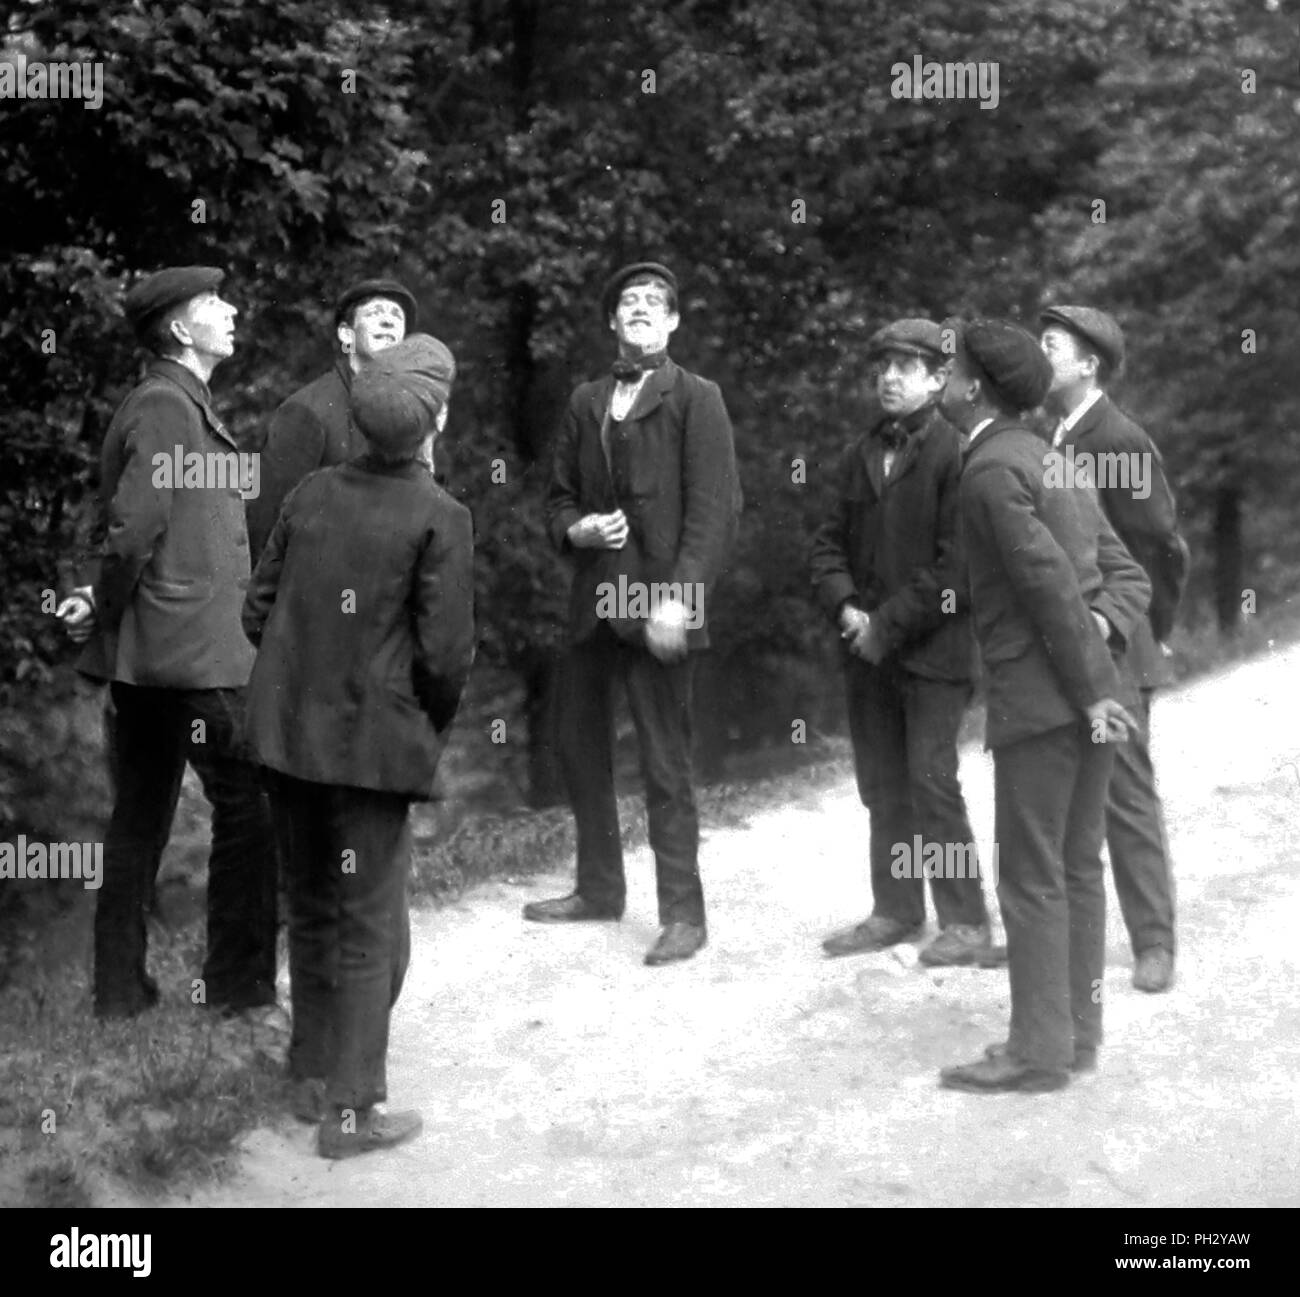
919;923;991;967
1132;947;1174;992
644;922;706;965
822;914;922;958
940;1053;1069;1093
985;1040;1096;1074
318;1106;423;1159
522;893;622;923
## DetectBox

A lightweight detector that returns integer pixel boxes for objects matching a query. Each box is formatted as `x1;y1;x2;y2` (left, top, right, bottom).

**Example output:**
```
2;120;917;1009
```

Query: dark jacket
242;456;475;797
808;405;974;681
960;420;1152;749
78;359;255;689
246;361;363;563
546;359;742;649
1057;393;1189;688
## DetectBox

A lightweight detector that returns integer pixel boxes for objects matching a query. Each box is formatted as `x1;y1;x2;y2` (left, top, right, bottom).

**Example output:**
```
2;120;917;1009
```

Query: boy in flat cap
1040;305;1189;993
525;261;742;966
243;333;474;1157
938;319;1150;1092
810;318;992;966
57;266;278;1020
247;276;419;561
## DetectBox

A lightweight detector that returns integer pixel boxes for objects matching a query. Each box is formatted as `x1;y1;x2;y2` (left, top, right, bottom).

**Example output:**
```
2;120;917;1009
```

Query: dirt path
173;647;1300;1207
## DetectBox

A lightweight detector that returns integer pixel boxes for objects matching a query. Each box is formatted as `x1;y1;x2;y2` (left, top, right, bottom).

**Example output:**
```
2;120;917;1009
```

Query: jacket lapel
153;360;241;451
624;360;676;424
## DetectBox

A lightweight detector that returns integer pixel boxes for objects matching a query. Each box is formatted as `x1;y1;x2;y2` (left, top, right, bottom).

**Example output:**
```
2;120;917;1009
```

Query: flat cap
335;277;419;330
958;318;1053;413
124;266;224;337
351;333;455;458
1039;305;1124;377
602;261;678;319
866;317;946;361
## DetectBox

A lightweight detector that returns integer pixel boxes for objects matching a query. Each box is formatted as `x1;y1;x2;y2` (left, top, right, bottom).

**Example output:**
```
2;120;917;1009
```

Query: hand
567;510;629;550
55;589;96;644
1085;697;1141;744
839;606;873;660
645;599;688;662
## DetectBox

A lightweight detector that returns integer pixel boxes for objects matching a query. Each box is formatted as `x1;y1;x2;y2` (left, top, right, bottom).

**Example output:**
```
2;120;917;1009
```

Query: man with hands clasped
525;262;742;966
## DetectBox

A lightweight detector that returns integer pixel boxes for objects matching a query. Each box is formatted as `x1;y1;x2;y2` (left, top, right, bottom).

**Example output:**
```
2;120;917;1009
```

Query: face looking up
340;296;408;363
172;290;238;361
610;278;679;356
1040;324;1099;398
872;349;947;417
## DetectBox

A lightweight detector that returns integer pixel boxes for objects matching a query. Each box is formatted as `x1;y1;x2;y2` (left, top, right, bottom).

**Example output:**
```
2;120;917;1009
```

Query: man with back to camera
1040;305;1190;993
937;318;1150;1093
524;261;742;966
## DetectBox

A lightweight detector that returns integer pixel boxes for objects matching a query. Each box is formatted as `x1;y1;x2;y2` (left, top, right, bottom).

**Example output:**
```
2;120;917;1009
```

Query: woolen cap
335;277;419;330
350;333;455;457
124;266;224;337
866;317;945;361
601;261;678;318
1039;305;1125;377
958;318;1054;412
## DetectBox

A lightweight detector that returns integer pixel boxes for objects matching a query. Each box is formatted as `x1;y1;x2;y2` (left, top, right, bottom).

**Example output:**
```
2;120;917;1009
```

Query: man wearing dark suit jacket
1040;306;1189;993
246;277;418;561
525;262;742;966
57;266;277;1020
937;320;1150;1093
243;334;474;1157
809;318;992;966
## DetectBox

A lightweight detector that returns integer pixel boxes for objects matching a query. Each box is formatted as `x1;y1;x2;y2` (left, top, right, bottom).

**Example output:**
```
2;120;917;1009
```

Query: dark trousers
845;657;986;929
558;627;703;926
994;721;1114;1070
93;682;277;1016
1105;689;1176;956
267;774;411;1111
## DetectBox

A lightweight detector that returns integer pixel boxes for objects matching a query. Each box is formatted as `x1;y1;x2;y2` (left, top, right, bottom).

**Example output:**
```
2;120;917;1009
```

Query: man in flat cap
1040;305;1189;993
246;276;419;561
937;319;1150;1092
525;261;742;966
243;333;474;1156
810;317;993;966
57;266;277;1020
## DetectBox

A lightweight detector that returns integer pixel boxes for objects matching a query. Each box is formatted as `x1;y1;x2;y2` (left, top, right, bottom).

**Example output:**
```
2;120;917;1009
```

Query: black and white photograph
0;0;1294;1244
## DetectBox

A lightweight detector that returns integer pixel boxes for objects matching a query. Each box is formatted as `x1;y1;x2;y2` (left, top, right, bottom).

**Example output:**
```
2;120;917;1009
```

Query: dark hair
614;272;678;315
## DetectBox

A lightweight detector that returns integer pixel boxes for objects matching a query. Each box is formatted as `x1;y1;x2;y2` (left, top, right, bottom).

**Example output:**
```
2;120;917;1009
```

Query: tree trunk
1213;481;1243;634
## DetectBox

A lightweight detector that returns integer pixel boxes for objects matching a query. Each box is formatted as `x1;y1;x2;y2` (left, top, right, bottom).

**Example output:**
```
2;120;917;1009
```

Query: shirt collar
966;416;996;448
1061;387;1103;433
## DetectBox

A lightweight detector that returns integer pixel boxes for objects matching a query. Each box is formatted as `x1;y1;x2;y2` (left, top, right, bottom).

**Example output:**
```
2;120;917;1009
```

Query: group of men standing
58;253;1187;1156
809;308;1187;1092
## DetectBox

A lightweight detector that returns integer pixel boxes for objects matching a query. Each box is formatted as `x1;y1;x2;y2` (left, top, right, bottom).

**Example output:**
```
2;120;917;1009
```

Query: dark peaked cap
958;318;1054;413
866;317;945;360
601;261;678;318
351;333;456;457
1040;304;1125;376
335;277;419;329
124;266;224;337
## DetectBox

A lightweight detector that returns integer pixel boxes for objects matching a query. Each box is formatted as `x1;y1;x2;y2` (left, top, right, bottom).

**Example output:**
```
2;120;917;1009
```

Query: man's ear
665;311;680;337
168;314;192;349
337;322;355;355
